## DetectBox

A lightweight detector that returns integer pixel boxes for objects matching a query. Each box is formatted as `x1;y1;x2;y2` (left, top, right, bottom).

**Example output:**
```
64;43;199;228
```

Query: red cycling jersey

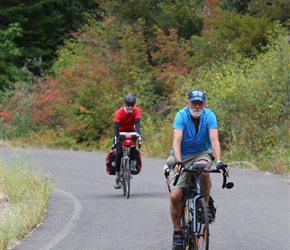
114;106;141;132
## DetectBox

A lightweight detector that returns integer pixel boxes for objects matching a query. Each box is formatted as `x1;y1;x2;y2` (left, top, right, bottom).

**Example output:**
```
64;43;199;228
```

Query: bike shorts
166;151;213;191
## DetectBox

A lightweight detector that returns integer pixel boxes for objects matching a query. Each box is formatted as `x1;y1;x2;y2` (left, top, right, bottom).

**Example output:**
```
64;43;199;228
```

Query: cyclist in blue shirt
166;89;227;250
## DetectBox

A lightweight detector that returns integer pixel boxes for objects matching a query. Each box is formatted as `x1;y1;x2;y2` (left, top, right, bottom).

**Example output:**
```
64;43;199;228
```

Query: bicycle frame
191;174;203;235
180;162;210;250
174;161;234;250
118;132;141;199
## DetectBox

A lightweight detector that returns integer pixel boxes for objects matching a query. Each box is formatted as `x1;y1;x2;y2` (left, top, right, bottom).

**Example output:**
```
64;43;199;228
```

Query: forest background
0;0;289;174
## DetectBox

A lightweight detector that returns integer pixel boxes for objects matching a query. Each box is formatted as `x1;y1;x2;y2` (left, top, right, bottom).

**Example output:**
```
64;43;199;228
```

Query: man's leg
114;143;122;189
129;146;137;173
200;171;212;206
198;160;212;206
200;169;214;222
170;188;183;231
170;188;184;250
191;155;212;207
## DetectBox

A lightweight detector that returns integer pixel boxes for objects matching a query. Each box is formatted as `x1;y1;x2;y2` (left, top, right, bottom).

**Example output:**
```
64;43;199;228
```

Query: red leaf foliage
0;108;12;122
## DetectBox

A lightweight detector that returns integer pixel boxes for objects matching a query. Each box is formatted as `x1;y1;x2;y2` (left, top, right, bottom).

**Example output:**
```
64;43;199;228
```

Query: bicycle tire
125;158;131;198
192;198;209;250
181;194;192;250
121;161;126;196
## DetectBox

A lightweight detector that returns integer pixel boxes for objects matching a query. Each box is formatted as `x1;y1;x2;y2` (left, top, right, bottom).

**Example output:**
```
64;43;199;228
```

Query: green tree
0;23;27;100
248;0;290;23
220;0;250;14
186;29;290;153
208;9;279;54
38;17;156;143
158;0;204;39
0;0;100;76
100;0;204;39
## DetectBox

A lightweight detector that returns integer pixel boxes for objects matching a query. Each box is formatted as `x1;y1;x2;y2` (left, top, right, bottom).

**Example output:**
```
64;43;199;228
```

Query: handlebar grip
222;174;226;189
173;173;180;186
221;168;228;189
173;162;185;186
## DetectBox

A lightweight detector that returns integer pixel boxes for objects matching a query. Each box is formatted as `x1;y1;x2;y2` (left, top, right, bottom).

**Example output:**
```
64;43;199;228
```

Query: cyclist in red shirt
112;94;142;189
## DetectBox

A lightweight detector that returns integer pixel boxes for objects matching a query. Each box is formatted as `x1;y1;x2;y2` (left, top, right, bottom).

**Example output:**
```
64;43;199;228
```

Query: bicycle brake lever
222;167;229;177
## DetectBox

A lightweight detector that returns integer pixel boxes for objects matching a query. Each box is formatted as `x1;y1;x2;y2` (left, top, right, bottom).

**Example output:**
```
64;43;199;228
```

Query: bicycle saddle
189;162;208;171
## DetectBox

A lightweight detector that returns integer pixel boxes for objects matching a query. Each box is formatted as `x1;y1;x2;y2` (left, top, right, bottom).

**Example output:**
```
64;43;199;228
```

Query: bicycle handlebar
173;163;233;189
118;132;142;149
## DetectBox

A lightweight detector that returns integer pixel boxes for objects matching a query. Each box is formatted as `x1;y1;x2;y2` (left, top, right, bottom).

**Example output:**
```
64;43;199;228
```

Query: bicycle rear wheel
192;198;209;250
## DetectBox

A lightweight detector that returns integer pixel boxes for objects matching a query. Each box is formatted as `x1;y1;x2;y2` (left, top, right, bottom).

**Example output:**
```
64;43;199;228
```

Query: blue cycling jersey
171;107;218;158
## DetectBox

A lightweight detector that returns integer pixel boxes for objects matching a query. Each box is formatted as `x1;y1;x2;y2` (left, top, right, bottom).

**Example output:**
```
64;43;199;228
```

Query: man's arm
134;118;140;135
209;128;222;161
172;128;183;164
113;122;120;145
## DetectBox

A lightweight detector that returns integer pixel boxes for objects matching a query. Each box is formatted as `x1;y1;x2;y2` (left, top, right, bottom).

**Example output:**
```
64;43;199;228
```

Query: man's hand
216;161;229;175
173;161;184;174
111;144;116;153
137;134;142;141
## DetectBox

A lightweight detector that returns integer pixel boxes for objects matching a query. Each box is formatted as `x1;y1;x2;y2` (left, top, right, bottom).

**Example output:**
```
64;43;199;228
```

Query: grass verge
0;153;54;250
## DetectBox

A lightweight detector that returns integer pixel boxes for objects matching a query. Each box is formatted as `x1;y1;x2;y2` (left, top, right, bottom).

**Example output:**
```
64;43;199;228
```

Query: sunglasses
126;103;134;107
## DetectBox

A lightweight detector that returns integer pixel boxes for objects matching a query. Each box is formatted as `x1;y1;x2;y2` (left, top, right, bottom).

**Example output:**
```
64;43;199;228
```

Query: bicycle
118;132;141;199
173;161;234;250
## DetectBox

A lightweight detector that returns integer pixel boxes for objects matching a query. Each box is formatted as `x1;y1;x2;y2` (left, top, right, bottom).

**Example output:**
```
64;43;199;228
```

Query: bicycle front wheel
181;195;192;250
192;198;209;250
124;158;130;199
121;161;126;196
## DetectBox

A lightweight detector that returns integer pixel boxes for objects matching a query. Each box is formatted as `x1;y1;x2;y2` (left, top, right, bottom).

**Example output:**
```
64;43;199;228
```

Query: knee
170;189;182;205
202;172;210;179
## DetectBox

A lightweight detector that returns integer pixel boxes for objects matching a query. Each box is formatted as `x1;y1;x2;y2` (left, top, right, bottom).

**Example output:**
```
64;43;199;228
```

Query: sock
174;231;182;236
174;231;183;243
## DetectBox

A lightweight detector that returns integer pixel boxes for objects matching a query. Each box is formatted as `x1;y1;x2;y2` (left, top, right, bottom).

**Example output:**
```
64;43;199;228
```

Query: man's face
187;100;206;118
125;102;134;113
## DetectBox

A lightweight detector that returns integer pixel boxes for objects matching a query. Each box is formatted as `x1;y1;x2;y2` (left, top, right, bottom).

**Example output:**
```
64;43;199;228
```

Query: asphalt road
2;147;289;250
